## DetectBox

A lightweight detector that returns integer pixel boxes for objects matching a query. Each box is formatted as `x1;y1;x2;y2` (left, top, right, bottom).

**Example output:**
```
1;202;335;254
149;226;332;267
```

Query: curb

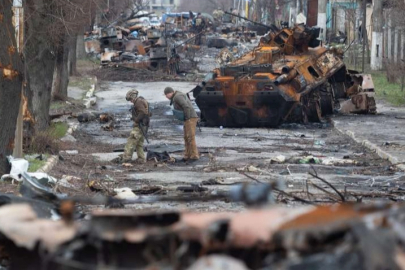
36;155;59;173
332;119;405;171
38;115;79;173
83;76;98;109
32;78;98;175
66;121;79;135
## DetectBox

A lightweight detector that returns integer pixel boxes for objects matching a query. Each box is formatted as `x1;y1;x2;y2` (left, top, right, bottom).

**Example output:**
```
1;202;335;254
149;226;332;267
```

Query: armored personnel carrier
192;19;376;127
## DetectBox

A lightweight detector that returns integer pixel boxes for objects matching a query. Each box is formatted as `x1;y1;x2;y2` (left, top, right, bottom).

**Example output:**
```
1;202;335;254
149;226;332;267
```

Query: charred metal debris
192;15;376;127
87;12;377;128
85;11;264;76
1;164;405;269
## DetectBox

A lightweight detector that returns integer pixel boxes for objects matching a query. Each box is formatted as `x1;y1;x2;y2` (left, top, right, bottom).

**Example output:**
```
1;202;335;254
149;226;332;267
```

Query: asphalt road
62;81;405;212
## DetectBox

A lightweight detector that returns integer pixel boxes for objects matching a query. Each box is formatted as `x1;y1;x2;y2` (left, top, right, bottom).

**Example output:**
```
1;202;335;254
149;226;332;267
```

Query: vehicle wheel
320;83;334;115
299;103;309;124
308;100;323;122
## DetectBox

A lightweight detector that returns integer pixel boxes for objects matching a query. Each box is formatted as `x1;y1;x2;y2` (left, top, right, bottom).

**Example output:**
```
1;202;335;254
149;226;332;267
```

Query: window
308;66;319;78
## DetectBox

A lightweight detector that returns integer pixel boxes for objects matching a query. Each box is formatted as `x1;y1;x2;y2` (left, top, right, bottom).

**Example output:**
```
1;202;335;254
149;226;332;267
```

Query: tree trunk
0;0;24;174
69;35;78;76
77;33;86;59
52;37;70;100
23;61;35;148
24;0;56;132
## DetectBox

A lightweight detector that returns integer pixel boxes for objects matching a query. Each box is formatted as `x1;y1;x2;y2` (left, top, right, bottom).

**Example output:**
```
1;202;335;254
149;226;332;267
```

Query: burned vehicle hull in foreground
193;24;376;127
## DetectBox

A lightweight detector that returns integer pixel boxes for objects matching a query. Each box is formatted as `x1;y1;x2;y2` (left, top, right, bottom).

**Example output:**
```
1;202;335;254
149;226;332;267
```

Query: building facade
149;0;181;16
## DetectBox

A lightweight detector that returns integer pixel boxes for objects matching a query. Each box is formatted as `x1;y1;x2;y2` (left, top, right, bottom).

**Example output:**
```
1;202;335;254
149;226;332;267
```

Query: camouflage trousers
123;126;145;162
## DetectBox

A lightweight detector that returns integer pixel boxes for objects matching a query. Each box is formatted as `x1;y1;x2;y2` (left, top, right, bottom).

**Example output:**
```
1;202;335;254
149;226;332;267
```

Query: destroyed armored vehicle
193;23;376;127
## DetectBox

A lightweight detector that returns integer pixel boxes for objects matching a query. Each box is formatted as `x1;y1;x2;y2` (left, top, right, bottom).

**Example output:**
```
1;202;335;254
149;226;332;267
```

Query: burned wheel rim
308;100;323;122
320;83;334;115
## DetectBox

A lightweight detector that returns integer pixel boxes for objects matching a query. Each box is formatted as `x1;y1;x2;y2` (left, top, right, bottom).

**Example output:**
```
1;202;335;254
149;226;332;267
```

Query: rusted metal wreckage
0;173;404;269
1;202;405;269
193;21;376;127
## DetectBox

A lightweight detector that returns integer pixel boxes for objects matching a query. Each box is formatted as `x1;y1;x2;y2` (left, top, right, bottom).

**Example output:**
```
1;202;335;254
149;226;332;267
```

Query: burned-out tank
193;20;376;127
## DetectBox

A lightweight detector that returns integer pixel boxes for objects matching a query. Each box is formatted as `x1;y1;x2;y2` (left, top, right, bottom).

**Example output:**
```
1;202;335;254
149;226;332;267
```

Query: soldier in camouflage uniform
231;8;239;25
213;7;224;23
122;89;150;164
193;13;206;45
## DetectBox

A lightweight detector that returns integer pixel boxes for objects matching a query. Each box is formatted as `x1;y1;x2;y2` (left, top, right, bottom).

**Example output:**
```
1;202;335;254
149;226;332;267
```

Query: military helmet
126;89;138;101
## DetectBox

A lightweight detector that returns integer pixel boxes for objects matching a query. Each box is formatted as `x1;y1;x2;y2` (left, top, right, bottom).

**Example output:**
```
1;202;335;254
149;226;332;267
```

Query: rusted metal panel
137;44;146;56
0;204;76;252
118;61;151;69
149;46;167;59
100;51;120;65
125;40;142;52
194;23;376;127
84;39;101;54
0;202;403;269
360;74;375;90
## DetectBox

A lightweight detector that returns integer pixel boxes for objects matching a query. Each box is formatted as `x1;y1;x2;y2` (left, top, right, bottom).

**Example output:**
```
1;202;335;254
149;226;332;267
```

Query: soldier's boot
112;154;124;163
134;158;146;164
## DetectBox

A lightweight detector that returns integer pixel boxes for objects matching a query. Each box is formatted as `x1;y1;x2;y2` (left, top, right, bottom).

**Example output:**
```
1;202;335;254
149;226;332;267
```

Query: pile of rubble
1;189;405;269
84;10;264;79
1;129;405;268
85;11;180;72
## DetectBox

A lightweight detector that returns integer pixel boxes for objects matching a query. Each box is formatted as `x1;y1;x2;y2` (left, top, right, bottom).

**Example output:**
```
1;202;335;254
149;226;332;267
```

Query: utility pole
361;0;366;72
371;0;383;70
245;0;248;19
394;28;399;63
290;0;296;26
317;0;327;41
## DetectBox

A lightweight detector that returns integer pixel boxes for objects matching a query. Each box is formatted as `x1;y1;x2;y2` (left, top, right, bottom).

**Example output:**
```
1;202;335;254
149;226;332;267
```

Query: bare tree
0;0;24;174
69;35;78;76
51;0;94;100
23;0;101;130
52;35;70;100
383;0;405;85
24;0;57;132
106;0;150;24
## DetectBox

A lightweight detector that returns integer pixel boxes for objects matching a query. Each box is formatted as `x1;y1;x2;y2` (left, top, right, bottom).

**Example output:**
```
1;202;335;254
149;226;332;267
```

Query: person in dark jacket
164;87;199;161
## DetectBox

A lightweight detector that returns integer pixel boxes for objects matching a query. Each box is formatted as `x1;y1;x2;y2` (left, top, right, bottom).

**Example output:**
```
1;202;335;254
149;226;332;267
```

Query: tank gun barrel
129;12;155;19
224;11;279;33
173;31;205;49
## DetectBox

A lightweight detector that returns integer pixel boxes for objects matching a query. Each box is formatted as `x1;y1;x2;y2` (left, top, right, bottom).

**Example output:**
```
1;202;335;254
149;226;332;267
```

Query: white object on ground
84;97;97;109
0;156;58;183
114;187;139;200
271;155;286;163
61;150;79;155
321;157;357;166
29;173;58;184
0;156;29;182
85;84;96;98
61;135;77;142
